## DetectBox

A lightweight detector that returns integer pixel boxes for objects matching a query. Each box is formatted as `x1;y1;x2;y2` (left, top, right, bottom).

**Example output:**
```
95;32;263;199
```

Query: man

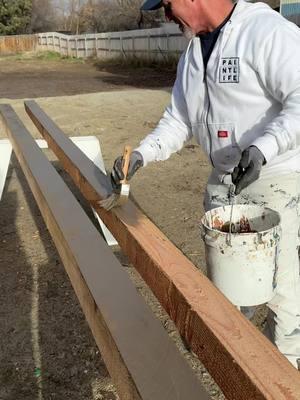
108;0;300;368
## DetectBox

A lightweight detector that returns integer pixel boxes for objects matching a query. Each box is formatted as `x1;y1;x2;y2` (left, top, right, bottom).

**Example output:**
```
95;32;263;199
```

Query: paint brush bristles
100;145;131;211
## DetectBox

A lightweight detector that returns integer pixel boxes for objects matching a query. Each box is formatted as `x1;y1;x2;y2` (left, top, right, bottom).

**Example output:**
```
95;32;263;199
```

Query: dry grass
91;54;179;72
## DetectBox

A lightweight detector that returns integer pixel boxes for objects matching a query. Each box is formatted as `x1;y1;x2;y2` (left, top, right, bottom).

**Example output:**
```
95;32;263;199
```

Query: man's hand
232;146;265;195
111;151;144;188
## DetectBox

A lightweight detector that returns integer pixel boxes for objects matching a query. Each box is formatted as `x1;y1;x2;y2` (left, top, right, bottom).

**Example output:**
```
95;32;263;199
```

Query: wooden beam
25;100;300;400
0;104;210;400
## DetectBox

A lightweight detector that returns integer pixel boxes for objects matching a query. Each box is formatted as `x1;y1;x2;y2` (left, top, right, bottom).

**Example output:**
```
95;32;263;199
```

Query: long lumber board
25;100;300;400
0;104;210;400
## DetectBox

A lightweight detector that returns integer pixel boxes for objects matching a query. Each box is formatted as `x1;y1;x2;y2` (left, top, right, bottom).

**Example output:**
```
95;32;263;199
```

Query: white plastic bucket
200;205;281;306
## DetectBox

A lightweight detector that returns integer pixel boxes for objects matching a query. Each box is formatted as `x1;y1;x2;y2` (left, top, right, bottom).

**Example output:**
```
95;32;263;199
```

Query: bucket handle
199;224;221;243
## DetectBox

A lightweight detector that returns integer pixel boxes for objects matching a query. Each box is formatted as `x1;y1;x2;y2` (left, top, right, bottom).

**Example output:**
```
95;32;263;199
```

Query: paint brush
99;145;131;211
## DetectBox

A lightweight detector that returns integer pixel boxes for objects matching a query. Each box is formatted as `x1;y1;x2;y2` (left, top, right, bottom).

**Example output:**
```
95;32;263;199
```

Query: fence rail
37;27;187;61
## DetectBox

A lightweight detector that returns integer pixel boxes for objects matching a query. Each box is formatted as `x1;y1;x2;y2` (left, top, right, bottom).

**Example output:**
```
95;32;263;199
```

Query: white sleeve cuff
251;134;279;163
134;144;157;167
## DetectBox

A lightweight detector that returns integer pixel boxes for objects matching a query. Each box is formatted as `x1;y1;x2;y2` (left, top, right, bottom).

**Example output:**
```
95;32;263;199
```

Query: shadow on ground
94;63;177;89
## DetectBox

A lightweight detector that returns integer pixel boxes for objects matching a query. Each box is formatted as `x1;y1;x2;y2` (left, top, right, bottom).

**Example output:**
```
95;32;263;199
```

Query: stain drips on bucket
201;205;281;306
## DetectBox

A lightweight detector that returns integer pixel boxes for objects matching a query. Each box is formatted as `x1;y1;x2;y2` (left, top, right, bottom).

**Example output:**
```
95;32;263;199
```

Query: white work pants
204;170;300;368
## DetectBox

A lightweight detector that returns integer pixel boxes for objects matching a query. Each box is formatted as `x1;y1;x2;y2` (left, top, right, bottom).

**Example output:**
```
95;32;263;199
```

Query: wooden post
120;36;124;58
95;37;99;58
166;34;169;61
75;38;78;58
0;103;210;400
147;34;151;61
25;100;300;400
132;36;135;58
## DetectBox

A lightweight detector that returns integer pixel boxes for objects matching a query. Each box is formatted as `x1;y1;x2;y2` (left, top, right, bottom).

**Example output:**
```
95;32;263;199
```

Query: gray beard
182;27;195;40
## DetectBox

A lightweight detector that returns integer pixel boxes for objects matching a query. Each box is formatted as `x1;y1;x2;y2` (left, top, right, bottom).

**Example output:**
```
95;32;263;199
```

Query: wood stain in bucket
213;215;257;234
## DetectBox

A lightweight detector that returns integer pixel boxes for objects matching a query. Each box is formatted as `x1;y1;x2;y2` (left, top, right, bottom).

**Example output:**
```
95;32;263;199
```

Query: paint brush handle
120;145;132;184
226;184;235;246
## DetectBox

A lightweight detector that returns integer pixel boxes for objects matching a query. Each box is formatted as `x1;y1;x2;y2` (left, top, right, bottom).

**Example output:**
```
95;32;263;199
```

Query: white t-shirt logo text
219;57;240;83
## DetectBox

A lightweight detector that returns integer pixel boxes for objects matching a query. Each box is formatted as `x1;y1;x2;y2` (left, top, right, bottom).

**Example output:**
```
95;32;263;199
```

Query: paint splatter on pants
204;170;300;368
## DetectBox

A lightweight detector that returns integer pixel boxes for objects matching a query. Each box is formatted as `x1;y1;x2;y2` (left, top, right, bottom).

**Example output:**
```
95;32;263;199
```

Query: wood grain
25;99;300;400
0;103;210;400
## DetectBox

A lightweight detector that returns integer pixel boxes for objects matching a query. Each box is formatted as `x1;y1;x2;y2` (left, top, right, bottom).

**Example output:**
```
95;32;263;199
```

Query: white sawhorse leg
0;137;118;246
0;139;12;201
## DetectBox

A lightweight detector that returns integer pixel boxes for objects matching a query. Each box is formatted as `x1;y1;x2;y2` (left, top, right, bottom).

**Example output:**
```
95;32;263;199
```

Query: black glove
232;146;265;195
111;151;144;188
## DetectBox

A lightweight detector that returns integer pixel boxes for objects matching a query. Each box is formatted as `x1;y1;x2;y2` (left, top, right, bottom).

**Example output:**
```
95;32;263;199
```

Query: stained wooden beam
25;100;300;400
0;104;210;400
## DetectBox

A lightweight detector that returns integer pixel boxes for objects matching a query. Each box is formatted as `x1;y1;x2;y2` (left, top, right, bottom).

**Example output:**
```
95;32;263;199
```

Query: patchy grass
35;51;84;63
92;54;179;73
0;51;84;63
0;51;178;71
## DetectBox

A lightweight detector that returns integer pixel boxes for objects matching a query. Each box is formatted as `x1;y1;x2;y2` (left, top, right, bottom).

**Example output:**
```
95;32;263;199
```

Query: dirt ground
0;54;265;399
0;53;177;99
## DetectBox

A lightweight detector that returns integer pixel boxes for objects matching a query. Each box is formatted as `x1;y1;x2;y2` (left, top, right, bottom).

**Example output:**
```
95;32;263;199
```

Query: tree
77;0;162;33
79;0;116;33
0;0;32;35
30;0;58;33
60;0;85;34
54;0;163;34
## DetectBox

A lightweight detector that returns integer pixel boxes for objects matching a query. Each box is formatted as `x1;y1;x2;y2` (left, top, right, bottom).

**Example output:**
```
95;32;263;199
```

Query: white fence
280;0;300;25
37;26;188;61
